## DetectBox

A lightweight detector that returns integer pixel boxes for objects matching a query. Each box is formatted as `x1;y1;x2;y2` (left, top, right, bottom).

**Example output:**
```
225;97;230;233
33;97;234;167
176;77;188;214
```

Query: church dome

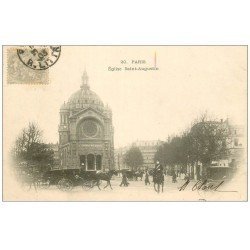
61;71;104;111
68;87;104;106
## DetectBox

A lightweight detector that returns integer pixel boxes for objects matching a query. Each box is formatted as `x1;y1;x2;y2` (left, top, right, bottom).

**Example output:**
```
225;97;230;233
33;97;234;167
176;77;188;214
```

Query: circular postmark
17;46;61;70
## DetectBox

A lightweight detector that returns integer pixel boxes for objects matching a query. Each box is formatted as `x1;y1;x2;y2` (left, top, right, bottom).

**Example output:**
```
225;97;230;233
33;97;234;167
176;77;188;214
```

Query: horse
134;170;144;181
153;170;164;193
95;170;118;190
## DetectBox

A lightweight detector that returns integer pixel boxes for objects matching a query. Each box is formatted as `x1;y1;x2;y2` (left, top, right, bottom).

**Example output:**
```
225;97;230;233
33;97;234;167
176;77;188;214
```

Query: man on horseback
153;161;164;193
154;161;164;177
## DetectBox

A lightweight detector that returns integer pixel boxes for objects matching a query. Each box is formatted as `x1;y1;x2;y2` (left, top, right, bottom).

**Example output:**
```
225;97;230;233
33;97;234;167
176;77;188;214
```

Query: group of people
119;161;164;187
119;161;190;187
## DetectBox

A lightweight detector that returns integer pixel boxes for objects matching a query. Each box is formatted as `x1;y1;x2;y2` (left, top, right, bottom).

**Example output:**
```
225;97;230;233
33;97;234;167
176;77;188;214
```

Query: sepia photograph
2;45;247;201
2;2;250;250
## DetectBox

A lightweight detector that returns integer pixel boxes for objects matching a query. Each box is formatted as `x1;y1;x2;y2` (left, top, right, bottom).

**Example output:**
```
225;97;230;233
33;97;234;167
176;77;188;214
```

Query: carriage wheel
57;180;63;190
82;180;94;191
57;179;73;191
62;180;73;191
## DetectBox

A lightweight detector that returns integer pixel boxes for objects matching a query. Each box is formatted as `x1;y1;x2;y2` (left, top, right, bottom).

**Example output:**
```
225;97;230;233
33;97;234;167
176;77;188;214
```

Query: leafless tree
12;122;43;160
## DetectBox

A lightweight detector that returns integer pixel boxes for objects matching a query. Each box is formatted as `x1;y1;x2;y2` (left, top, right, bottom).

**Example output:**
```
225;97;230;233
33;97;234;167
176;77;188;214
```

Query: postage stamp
6;46;61;84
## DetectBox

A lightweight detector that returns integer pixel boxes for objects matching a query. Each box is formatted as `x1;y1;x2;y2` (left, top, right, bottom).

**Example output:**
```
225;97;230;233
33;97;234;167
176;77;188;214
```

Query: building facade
58;71;114;171
227;124;244;167
115;140;163;170
132;140;163;169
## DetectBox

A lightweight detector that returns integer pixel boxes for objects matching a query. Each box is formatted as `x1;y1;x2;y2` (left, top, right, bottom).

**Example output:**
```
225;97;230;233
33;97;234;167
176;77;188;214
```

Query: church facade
58;71;114;171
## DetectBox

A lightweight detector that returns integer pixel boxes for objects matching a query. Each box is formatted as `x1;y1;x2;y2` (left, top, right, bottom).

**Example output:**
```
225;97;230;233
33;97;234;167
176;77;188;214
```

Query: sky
4;46;247;150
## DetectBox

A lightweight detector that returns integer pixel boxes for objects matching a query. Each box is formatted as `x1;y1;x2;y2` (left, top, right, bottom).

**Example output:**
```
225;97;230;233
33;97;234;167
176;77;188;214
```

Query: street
7;175;242;201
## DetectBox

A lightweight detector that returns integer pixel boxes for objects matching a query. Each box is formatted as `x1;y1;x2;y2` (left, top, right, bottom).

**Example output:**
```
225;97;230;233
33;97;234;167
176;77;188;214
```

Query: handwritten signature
179;179;237;193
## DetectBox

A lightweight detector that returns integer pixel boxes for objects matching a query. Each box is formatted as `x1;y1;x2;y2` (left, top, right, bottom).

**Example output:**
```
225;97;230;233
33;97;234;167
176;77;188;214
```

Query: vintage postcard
2;45;247;201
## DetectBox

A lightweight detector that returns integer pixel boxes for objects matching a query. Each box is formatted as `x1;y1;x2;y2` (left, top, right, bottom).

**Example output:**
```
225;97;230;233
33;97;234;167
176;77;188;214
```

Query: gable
69;106;105;119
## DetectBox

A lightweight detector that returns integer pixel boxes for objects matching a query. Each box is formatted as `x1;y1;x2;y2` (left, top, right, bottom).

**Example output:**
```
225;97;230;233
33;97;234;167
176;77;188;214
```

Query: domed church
58;70;114;171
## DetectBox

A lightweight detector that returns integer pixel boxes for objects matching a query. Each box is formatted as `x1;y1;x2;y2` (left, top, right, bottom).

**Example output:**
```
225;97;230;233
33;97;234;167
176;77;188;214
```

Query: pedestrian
180;172;185;180
120;171;129;187
184;173;189;181
172;171;177;183
145;168;150;185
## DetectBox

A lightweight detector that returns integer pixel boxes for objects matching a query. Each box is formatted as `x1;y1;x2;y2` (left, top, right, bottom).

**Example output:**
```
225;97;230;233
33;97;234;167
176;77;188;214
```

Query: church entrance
87;154;95;170
79;154;102;171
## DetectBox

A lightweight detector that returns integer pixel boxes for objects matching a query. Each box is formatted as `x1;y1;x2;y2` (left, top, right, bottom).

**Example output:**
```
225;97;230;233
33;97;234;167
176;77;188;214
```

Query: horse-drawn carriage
41;169;99;191
20;168;116;191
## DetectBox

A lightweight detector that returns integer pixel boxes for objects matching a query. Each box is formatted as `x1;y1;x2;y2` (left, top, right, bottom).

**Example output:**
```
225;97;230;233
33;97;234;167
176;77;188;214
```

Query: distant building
132;140;164;169
115;140;163;170
228;123;244;167
208;121;245;170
